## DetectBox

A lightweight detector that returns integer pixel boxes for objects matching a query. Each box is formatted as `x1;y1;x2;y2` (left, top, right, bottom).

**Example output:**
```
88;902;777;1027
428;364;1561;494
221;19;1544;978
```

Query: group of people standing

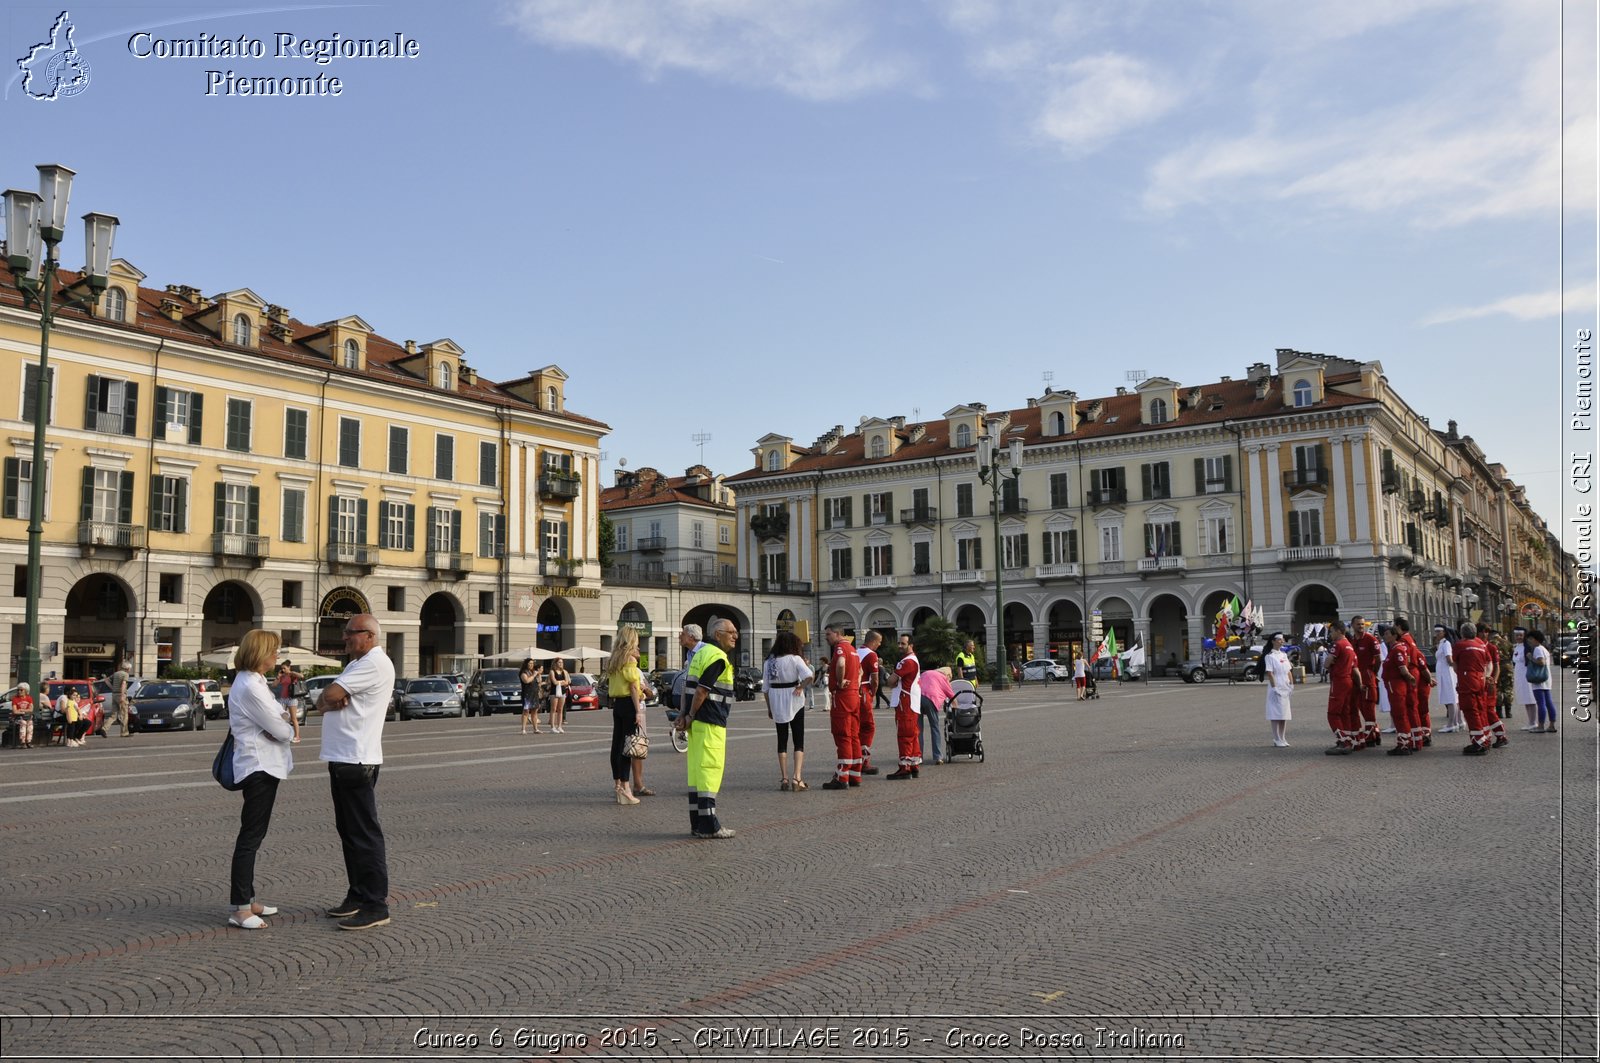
1308;616;1555;757
518;657;572;734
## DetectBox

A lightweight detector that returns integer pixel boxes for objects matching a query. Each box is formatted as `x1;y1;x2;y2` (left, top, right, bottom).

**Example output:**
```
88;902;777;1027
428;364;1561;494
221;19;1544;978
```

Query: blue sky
3;0;1594;541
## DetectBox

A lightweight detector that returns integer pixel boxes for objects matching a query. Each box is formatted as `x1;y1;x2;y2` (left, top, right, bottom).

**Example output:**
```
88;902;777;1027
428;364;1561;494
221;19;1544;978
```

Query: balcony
990;498;1030;516
637;535;668;553
541;556;581;582
1381;469;1400;494
327;540;377;569
900;506;938;526
756;579;811;595
78;521;144;558
855;575;897;592
537;473;581;501
1034;562;1081;580
1087;488;1127;507
1282;468;1330;492
1408;489;1427;513
211;532;268;566
428;549;470;575
1276;544;1342;566
909;572;937;587
1136;555;1188;575
868;511;891;526
944;569;986;585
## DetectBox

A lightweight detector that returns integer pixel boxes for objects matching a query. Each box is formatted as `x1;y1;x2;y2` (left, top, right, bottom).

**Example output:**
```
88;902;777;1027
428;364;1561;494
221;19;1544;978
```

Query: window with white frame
2;457;38;519
869;435;886;458
281;488;306;543
766;450;781;471
761;551;788;584
432;507;457;553
955;424;972;448
333;496;361;544
104;287;127;322
153;476;187;533
863;542;893;576
867;492;892;525
438;362;453;390
1042;527;1078;564
1002;531;1028;570
1048;411;1066;435
957;535;982;571
1293;379;1313;407
343;338;359;368
1148;397;1169;424
382;501;410;550
232;313;252;347
614;523;630;551
1100;523;1122;562
830;546;853;580
546;385;557;410
825;496;852;529
718;523;730;545
692;521;704;548
1201;512;1234;555
1202;455;1231;493
220;483;250;534
1288;505;1323;547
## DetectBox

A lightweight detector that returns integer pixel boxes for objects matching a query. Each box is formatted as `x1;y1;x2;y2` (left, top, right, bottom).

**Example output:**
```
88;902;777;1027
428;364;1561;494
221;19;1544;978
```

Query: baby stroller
1083;669;1100;700
945;679;985;762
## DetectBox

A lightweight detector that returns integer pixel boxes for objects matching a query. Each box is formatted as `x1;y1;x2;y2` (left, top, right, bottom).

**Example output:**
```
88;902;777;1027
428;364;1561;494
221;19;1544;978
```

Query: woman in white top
1525;629;1557;732
763;631;815;791
227;630;299;929
1432;626;1459;733
1263;632;1294;747
1511;627;1537;731
1376;634;1392;729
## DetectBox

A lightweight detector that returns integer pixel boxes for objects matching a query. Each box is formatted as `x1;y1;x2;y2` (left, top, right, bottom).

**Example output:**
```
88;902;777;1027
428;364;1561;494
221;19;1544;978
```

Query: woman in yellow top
60;688;86;747
603;629;654;805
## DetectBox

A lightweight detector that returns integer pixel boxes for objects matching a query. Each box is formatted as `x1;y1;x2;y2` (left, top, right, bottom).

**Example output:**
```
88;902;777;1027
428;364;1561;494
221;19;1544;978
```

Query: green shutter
3;457;19;519
118;471;133;523
246;486;260;536
79;467;94;523
215;482;228;534
426;506;438;551
1288;510;1301;548
404;504;415;552
122;382;139;436
1141;464;1153;499
1195;457;1206;494
327;495;338;544
84;375;100;429
189;393;204;445
154;387;170;435
357;498;368;544
176;479;188;534
1171;524;1182;555
149;476;162;531
450;509;462;552
559;522;569;558
1068;529;1078;563
1222;454;1234;492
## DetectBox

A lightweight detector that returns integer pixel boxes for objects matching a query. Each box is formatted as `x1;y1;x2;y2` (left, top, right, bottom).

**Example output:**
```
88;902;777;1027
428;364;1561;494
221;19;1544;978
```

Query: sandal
792;779;808;791
780;779;792;791
228;913;269;930
634;787;655;797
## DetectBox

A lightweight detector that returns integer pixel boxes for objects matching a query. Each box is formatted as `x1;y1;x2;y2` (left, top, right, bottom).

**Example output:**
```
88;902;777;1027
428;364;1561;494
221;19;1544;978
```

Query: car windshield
139;683;189;698
481;670;520;684
48;683;92;697
408;679;451;693
568;675;592;689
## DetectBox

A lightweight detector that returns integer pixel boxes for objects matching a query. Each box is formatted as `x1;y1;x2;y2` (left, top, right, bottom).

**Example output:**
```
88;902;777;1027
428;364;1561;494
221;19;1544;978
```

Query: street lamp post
977;431;1023;692
4;165;118;694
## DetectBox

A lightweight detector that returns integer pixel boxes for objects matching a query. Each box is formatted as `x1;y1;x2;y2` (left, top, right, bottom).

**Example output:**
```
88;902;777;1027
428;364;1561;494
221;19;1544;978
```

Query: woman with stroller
918;665;952;765
762;630;814;791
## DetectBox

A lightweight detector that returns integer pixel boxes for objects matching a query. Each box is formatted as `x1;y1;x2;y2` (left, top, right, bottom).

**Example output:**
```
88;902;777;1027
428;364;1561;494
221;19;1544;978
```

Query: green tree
598;511;615;569
912;615;963;670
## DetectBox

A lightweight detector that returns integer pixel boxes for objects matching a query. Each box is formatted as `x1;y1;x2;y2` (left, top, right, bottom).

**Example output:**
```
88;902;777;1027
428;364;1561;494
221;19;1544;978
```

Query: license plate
150;718;165;726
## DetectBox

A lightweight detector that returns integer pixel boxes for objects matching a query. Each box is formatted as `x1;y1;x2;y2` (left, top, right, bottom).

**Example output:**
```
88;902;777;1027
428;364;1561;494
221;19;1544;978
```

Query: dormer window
1293;379;1313;407
438;362;453;390
104;287;127;322
232;313;252;347
870;436;886;458
1149;398;1169;424
766;450;782;471
1048;411;1066;435
956;424;972;448
343;338;359;369
546;386;557;410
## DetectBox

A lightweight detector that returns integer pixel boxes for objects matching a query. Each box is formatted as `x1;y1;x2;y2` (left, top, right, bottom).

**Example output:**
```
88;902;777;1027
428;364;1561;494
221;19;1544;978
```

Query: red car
564;673;601;711
43;679;105;740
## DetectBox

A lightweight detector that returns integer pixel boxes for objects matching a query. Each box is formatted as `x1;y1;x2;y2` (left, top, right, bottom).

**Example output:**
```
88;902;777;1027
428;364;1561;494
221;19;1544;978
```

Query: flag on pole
1230;594;1244;618
1104;628;1120;678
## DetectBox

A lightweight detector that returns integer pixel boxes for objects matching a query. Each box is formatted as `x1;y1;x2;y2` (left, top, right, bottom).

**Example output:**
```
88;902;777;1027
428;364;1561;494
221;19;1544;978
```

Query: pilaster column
1264;443;1284;549
1351;430;1372;542
1329;432;1349;544
1246;443;1268;549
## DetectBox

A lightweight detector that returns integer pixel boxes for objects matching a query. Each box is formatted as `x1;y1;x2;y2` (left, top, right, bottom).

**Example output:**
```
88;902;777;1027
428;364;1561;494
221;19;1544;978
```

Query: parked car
1180;645;1263;684
395;677;464;720
127;680;206;732
192;678;227;719
302;674;340;716
442;672;467;697
1021;658;1071;682
564;672;601;711
466;668;525;716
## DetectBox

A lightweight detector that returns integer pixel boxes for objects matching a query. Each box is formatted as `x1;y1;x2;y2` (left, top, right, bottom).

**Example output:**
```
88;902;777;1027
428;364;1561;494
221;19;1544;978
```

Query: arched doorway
682;603;752;665
1047;600;1084;661
619;601;652;668
1290;583;1340;637
908;606;938;633
200;579;258;656
419;592;464;675
953;603;986;658
1096;595;1134;654
1147;593;1189;671
1002;602;1034;670
63;574;135;677
318;587;370;658
1201;589;1241;645
866;607;897;647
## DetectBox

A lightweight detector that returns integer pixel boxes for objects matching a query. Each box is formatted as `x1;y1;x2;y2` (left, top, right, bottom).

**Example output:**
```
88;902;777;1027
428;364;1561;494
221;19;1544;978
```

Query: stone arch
420;591;466;675
317;586;370;657
1046;599;1084;660
1095;594;1135;653
62;572;139;676
1288;581;1341;636
200;578;260;656
1146;592;1189;670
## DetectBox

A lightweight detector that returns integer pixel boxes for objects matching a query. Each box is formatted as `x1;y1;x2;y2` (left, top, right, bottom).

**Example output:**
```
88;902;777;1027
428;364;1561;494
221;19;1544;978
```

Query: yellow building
1;259;607;680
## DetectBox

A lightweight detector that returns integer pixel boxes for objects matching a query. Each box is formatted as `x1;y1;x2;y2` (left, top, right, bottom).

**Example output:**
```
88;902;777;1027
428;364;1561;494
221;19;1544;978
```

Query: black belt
768;680;798;689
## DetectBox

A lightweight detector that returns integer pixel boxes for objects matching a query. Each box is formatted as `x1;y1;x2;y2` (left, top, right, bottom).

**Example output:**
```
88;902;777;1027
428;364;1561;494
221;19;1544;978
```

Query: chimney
404;340;418;355
1220;375;1231;382
890;415;906;430
158;298;185;321
460;364;477;385
908;424;926;443
1115;386;1128;396
1246;361;1272;384
1083;400;1104;422
1026;397;1039;408
1447;419;1459;440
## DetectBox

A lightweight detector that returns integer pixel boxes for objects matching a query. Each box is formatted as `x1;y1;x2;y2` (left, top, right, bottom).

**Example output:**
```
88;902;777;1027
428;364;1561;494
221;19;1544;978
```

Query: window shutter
122;382;139;435
3;457;19;519
1143;523;1154;555
78;467;94;523
426;506;438;550
1194;457;1205;493
245;486;260;536
1041;532;1053;565
404;504;415;552
357;498;369;544
176;479;188;534
842;497;852;526
189;393;204;445
1171;524;1182;555
559;522;569;558
84;375;100;429
450;508;462;552
149;476;161;530
154;387;170;434
884;492;894;517
863;494;872;523
218;483;230;534
1222;454;1234;492
1288;510;1301;548
1316;444;1328;470
1141;464;1153;499
823;505;832;530
327;495;338;544
116;471;132;523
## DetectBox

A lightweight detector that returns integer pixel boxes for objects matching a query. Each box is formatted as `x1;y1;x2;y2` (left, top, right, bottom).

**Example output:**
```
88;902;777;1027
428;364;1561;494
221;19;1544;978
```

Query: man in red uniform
1350;616;1381;748
1451;622;1492;755
887;633;922;780
822;625;863;789
1323;619;1361;755
1380;626;1418;755
1394;618;1431;748
1482;632;1509;747
855;631;882;776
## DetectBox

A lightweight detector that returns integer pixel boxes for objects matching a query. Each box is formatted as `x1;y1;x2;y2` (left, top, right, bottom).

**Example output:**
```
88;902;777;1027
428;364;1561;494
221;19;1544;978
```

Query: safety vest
688;642;735;712
956;651;976;672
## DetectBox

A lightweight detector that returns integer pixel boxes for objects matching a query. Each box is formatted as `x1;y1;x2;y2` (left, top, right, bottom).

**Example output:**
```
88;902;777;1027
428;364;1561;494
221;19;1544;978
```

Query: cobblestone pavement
0;674;1593;1061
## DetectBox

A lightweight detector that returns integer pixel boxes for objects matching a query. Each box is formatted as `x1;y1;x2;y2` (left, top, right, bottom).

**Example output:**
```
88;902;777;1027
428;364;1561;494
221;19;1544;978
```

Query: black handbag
212;731;244;791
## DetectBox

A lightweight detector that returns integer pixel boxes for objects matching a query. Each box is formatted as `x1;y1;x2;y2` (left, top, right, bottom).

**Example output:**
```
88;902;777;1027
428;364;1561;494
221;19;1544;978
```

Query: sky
2;0;1595;549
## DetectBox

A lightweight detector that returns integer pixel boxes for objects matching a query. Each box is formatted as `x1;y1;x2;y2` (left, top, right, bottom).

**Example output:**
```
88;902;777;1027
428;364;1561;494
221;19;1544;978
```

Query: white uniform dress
1376;641;1391;716
1264;649;1293;720
1434;641;1457;706
1512;644;1533;704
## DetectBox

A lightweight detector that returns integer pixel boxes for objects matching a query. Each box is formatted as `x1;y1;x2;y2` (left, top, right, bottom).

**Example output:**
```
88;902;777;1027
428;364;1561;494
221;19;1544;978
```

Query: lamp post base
990;676;1012;692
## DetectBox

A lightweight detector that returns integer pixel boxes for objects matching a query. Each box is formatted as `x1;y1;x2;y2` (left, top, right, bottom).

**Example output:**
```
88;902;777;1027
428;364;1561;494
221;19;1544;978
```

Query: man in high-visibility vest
675;618;740;839
822;624;862;789
955;641;979;682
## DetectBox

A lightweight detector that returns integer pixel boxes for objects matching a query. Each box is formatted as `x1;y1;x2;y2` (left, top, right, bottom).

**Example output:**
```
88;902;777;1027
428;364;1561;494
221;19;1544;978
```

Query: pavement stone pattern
0;673;1593;1061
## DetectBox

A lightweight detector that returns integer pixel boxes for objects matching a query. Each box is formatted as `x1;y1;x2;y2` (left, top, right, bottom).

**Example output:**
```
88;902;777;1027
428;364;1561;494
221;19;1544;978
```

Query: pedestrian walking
675;618;740;838
887;633;922;779
227;630;299;930
603;630;652;805
1073;654;1088;700
1524;629;1556;732
918;665;953;765
822;624;862;790
274;661;304;734
315;613;396;930
105;662;132;738
1263;632;1293;747
762;630;814;791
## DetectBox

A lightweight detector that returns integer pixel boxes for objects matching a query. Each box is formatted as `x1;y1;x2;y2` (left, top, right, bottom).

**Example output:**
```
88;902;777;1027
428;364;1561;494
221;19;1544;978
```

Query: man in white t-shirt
316;613;396;931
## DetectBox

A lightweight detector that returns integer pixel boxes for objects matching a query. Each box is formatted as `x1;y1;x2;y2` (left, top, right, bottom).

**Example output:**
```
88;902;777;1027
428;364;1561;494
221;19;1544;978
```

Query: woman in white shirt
1263;632;1293;747
227;630;299;929
1511;627;1537;731
1525;629;1556;732
763;631;815;791
1432;626;1459;733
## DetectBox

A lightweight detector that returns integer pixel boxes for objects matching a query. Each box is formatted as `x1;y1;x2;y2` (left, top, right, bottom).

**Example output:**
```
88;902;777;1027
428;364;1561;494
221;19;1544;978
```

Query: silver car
1021;658;1071;682
396;677;464;720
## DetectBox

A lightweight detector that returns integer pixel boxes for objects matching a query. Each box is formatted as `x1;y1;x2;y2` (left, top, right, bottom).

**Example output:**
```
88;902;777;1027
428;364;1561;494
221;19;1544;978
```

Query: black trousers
327;762;389;914
775;707;806;752
611;701;636;781
230;771;280;907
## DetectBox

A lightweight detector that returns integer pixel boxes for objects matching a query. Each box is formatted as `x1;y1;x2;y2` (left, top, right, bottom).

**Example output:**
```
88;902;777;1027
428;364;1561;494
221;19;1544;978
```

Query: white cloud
1032;53;1180;152
1421;286;1598;326
500;0;921;101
